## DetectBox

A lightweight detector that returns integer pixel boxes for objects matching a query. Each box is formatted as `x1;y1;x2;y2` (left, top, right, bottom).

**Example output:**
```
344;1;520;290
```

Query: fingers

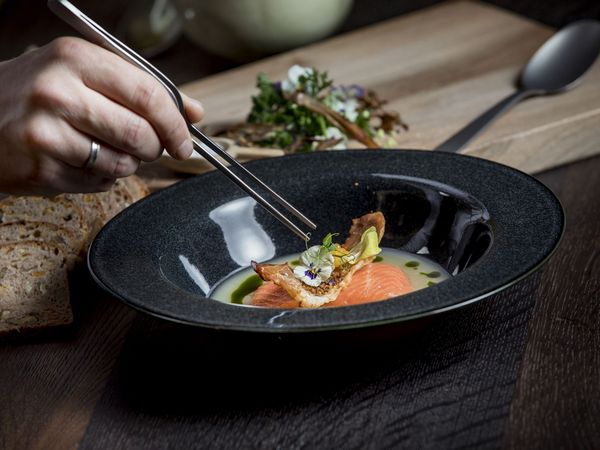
62;84;162;162
25;114;140;179
29;155;116;195
182;93;205;124
78;44;195;160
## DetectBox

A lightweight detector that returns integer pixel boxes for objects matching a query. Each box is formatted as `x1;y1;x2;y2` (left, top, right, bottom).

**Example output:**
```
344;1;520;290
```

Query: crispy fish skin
252;212;385;308
343;212;385;249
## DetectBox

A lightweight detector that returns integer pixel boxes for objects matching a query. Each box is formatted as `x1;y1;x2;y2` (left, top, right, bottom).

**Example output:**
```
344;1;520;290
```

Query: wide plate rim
88;149;565;333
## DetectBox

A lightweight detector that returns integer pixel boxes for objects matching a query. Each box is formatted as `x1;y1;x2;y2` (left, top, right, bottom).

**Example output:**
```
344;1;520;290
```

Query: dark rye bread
0;221;82;269
0;241;72;334
0;196;88;240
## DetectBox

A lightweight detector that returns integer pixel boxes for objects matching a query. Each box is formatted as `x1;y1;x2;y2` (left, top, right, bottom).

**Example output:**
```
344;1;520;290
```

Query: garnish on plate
252;212;385;308
216;65;408;153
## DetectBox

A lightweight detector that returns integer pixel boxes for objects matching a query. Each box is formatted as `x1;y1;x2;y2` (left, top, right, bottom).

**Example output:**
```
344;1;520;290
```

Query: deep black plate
88;150;564;332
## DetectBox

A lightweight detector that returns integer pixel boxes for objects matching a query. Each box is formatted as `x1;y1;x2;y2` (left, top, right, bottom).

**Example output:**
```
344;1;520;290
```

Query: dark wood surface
1;1;599;449
1;155;598;449
505;157;600;449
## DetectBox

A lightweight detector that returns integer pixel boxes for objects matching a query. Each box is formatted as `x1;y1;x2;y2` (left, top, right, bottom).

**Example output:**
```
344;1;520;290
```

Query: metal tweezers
48;0;316;241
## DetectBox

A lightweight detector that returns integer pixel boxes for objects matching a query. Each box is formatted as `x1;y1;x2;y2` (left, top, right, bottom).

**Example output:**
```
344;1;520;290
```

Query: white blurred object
171;0;353;60
116;0;183;57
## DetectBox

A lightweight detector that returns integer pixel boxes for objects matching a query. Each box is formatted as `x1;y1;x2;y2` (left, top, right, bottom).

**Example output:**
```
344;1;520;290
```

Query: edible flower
292;228;381;287
293;245;334;287
281;65;314;93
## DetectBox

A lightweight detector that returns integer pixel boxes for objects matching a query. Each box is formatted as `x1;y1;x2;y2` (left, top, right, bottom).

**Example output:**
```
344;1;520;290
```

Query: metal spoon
436;20;600;153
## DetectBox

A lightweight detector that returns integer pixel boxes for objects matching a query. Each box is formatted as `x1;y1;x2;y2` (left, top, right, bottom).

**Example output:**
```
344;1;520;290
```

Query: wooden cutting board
168;1;599;181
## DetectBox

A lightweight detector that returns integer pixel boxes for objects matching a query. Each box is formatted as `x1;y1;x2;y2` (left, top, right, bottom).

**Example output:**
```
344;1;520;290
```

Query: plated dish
88;150;564;332
212;211;450;308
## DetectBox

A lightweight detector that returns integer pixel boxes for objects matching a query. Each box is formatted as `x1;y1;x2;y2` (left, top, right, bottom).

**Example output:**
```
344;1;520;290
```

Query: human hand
0;37;204;195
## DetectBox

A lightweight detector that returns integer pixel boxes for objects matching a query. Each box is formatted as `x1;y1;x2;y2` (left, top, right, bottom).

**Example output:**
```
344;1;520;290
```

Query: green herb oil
421;271;441;278
231;275;263;304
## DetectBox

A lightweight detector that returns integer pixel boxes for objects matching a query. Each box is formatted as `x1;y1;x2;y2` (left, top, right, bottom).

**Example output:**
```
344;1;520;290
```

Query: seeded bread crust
60;193;107;244
0;176;150;335
0;241;72;335
96;178;135;221
0;221;82;269
121;175;150;202
0;196;88;240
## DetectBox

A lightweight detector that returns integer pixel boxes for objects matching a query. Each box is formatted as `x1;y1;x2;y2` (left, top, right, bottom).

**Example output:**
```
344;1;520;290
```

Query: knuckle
22;118;54;150
111;152;137;178
166;121;187;147
29;75;60;107
47;37;87;61
28;77;73;113
121;115;147;151
131;80;160;113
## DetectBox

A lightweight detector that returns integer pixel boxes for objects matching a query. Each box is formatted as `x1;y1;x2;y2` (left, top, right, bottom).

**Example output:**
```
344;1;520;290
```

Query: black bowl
88;150;563;332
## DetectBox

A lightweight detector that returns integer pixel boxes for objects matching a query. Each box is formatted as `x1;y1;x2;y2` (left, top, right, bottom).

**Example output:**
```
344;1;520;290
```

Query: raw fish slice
328;263;412;306
249;282;300;308
252;212;385;308
252;261;359;308
251;263;412;308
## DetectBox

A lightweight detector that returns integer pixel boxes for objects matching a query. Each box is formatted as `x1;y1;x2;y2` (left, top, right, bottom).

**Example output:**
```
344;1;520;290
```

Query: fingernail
177;140;194;159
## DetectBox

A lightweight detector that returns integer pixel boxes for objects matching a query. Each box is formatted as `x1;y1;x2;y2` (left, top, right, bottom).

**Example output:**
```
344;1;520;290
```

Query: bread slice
0;196;88;239
0;241;72;334
60;193;107;244
0;221;83;269
96;176;150;221
96;178;134;221
121;175;150;202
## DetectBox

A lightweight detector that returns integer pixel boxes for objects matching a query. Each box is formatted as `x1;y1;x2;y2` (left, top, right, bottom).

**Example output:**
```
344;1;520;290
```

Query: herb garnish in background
217;65;408;152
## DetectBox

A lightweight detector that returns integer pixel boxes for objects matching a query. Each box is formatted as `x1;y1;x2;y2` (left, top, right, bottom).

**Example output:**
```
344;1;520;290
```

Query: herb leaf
221;66;406;153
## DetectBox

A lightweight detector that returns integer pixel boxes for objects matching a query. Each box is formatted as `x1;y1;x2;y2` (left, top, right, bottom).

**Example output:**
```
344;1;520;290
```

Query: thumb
182;93;204;124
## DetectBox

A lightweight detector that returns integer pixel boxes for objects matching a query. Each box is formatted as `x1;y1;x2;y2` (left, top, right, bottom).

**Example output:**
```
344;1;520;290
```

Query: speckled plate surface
88;150;564;333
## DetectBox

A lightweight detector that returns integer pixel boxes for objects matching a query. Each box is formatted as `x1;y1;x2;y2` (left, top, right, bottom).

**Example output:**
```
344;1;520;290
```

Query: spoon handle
435;90;530;153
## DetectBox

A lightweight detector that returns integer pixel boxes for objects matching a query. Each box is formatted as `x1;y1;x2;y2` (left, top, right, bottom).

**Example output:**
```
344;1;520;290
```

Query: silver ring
85;140;100;170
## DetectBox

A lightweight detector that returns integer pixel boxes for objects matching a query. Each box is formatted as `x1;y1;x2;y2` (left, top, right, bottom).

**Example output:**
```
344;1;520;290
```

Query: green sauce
427;281;437;287
421;271;441;278
405;261;420;268
289;259;301;267
231;275;263;304
373;255;384;263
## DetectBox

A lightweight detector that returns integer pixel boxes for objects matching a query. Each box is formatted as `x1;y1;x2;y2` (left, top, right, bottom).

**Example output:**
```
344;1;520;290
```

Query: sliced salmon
251;263;412;308
328;263;412;307
251;282;301;308
252;212;385;308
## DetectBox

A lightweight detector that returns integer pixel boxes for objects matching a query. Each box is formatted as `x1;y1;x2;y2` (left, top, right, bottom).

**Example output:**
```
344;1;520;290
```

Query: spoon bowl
436;19;600;153
520;20;600;93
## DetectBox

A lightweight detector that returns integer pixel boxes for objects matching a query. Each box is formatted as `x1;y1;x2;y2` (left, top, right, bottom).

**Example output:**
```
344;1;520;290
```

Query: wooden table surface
1;1;599;449
178;1;600;175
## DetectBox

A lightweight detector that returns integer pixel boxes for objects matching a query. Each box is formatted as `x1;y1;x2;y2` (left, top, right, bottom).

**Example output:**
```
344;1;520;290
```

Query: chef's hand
0;37;204;196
